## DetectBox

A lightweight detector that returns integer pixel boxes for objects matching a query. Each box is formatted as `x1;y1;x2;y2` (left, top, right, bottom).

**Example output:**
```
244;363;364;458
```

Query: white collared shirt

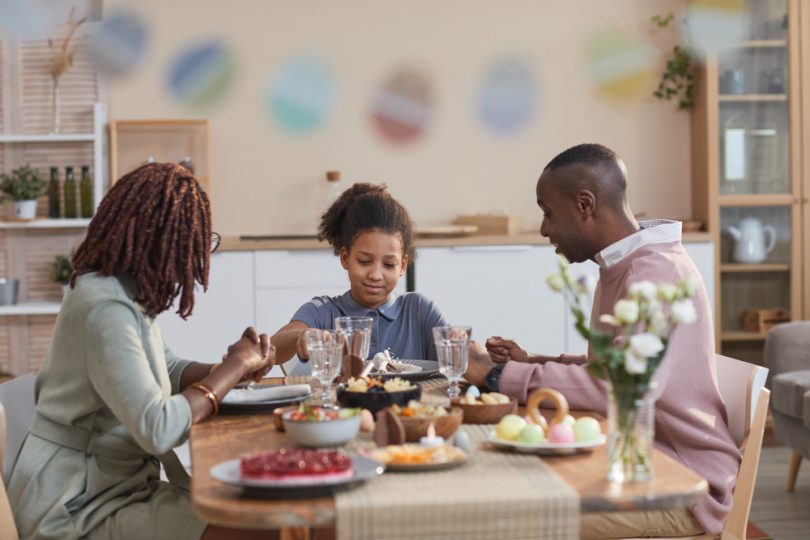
594;219;682;269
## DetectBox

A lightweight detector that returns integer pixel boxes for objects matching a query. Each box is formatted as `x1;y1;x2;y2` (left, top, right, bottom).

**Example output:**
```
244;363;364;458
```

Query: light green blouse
8;273;206;540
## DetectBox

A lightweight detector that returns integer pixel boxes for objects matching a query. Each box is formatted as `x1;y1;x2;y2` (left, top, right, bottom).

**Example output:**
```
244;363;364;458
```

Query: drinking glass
305;329;343;406
432;325;472;399
334;316;373;364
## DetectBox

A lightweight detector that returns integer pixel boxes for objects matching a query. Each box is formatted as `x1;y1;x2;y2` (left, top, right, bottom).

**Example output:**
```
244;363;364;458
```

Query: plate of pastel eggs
488;388;606;455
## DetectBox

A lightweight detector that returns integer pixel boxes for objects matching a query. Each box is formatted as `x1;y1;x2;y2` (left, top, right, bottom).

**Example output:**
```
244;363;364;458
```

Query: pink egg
548;423;575;444
524;414;548;429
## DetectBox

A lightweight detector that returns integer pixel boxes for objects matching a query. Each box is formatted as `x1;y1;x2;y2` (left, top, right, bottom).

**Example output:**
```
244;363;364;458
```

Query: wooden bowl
398;408;463;442
272;406;299;432
450;397;517;424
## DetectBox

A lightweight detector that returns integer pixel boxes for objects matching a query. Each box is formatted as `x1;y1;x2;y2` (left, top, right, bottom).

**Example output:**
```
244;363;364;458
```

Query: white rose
657;283;678;302
574;273;596;296
546;273;565;292
599;313;619;327
670;299;697;325
678;275;699;297
614;299;639;324
629;332;664;358
629;281;657;301
624;349;648;375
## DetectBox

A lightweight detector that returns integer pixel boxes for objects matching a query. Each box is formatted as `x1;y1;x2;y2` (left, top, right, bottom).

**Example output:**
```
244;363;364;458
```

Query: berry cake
239;448;354;485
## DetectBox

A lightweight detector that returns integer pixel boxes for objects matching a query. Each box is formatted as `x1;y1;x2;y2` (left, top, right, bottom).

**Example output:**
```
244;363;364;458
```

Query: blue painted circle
267;56;336;134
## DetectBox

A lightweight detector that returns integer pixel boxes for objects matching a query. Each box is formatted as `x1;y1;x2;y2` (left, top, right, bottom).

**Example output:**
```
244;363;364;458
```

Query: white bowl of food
282;405;362;447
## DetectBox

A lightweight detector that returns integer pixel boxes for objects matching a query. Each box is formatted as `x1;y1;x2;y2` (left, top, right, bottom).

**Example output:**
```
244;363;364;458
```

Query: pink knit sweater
500;241;740;535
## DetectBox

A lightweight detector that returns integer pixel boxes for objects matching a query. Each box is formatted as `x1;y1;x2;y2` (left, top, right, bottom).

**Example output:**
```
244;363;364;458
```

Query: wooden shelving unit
691;0;804;365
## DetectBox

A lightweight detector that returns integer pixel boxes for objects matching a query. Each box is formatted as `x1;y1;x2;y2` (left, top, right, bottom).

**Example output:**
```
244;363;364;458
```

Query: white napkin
221;383;312;404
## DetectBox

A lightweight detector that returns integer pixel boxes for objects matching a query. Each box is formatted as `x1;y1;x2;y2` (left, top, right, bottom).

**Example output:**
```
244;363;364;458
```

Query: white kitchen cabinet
564;242;716;355
414;245;566;355
157;251;255;364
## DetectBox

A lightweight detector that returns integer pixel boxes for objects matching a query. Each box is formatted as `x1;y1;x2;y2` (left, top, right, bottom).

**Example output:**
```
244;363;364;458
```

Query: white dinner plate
487;432;607;455
210;454;384;497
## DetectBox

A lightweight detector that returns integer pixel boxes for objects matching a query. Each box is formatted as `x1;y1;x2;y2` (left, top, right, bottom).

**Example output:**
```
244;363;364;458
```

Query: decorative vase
13;199;38;220
51;78;61;134
606;382;656;483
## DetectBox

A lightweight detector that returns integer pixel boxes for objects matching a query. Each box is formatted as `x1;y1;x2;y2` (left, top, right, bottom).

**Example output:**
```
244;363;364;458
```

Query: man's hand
485;336;528;363
465;340;496;387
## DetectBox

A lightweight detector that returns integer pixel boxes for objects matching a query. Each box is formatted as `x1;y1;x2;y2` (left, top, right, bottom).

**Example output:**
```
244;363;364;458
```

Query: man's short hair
544;143;620;173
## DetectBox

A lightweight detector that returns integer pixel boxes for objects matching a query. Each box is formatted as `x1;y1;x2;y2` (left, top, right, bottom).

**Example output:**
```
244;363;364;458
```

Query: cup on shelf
0;279;20;306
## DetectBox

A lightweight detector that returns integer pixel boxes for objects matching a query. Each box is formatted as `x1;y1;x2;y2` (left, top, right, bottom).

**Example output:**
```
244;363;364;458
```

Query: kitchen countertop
220;231;712;252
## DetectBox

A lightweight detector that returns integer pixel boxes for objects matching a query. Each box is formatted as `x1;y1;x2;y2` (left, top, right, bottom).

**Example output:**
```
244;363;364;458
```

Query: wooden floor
750;446;810;539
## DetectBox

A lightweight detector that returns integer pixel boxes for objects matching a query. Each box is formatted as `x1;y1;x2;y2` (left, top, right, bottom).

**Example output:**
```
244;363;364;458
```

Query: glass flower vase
51;78;61;134
606;382;655;483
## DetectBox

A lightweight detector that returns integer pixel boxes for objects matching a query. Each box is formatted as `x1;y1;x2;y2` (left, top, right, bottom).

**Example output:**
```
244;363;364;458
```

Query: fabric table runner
333;379;580;539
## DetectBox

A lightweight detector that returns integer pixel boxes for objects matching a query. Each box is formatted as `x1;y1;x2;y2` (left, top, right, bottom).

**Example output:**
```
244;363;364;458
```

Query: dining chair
625;354;770;540
0;373;36;482
0;404;21;540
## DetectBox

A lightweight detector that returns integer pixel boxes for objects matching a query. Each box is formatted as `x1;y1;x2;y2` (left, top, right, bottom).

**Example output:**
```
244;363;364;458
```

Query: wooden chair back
0;404;20;540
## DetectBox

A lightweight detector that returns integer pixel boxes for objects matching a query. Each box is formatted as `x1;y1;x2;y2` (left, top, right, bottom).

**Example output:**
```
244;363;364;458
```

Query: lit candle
420;422;444;448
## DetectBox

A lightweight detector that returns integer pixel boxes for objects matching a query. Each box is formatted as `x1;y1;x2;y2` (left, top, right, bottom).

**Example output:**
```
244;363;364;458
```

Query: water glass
334;316;373;362
305;329;343;406
433;325;472;399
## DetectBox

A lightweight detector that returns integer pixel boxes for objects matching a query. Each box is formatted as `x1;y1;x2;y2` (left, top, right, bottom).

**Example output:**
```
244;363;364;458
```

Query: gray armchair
764;321;810;491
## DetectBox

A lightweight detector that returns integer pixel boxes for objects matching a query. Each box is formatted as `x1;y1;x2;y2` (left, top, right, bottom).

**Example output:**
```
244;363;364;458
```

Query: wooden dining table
189;403;708;531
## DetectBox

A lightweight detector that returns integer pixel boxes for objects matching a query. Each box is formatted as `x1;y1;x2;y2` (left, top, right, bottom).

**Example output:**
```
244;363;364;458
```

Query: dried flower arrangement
48;8;87;133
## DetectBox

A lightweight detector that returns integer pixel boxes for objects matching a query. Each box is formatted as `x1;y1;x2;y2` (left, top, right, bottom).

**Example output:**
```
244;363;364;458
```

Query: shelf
718;194;795;206
718;94;787;102
736;40;788;48
0;218;91;229
0;133;95;143
720;263;790;273
0;302;61;316
721;331;769;342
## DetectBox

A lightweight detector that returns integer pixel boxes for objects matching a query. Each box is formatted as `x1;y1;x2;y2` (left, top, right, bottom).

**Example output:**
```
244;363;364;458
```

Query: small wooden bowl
398;408;464;442
272;406;299;432
451;397;517;424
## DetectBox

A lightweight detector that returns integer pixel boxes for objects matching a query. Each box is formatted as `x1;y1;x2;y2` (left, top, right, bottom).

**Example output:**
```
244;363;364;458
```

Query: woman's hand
485;336;528;363
225;327;275;382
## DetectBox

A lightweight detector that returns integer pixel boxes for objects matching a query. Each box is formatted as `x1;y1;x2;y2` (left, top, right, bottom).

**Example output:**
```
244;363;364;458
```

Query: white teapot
727;218;776;263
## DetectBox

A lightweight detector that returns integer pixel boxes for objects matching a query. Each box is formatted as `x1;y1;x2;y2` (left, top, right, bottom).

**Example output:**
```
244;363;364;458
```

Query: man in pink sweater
466;143;740;538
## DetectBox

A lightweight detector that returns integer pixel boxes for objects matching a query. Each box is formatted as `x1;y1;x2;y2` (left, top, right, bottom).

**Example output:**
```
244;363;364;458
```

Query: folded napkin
221;383;312;404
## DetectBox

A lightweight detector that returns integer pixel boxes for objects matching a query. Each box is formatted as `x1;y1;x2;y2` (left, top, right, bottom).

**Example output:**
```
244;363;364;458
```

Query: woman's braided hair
70;162;212;319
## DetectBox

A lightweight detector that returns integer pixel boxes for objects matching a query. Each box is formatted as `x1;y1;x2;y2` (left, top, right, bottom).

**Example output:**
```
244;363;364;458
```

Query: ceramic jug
727;218;776;263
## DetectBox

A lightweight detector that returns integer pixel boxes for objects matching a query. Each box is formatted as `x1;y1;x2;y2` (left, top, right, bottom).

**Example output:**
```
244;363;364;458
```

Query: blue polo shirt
288;291;448;375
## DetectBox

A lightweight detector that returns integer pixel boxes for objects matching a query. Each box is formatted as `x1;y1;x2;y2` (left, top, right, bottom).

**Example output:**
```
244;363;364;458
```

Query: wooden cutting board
415;225;479;238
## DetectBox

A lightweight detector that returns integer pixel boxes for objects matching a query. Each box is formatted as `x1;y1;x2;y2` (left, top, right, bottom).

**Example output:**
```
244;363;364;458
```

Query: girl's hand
485;336;528;363
295;330;310;363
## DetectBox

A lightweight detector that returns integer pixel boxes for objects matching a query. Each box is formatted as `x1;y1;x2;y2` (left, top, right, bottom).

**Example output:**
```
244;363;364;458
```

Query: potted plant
51;253;73;296
0;164;47;220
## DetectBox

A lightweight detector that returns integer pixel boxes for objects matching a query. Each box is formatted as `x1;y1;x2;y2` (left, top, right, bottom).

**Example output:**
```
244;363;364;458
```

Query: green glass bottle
80;165;93;218
63;166;77;219
48;167;60;218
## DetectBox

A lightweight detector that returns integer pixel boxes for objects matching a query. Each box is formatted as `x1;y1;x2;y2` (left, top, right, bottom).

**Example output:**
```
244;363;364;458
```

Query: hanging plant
651;13;697;110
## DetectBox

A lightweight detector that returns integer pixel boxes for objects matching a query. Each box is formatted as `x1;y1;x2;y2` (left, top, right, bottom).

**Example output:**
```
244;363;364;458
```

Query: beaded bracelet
190;381;220;416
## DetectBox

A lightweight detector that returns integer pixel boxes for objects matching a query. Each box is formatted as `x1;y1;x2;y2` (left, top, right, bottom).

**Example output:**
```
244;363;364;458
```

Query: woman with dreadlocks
8;163;276;540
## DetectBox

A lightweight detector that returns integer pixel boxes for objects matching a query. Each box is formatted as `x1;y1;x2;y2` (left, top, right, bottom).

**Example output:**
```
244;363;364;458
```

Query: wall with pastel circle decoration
266;55;336;135
584;28;657;103
87;11;147;77
477;57;536;137
167;39;236;109
683;0;749;61
371;65;433;144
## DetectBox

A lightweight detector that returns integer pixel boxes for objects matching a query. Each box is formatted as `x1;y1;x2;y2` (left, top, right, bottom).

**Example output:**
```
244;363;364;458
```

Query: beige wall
106;0;691;236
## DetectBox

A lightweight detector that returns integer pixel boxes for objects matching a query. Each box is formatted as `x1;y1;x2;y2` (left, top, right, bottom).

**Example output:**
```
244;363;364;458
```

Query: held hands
224;327;275;382
485;336;528;364
295;330;309;362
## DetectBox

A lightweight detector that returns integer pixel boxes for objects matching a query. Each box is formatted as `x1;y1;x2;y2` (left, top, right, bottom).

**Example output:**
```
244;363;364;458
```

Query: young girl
271;182;448;374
